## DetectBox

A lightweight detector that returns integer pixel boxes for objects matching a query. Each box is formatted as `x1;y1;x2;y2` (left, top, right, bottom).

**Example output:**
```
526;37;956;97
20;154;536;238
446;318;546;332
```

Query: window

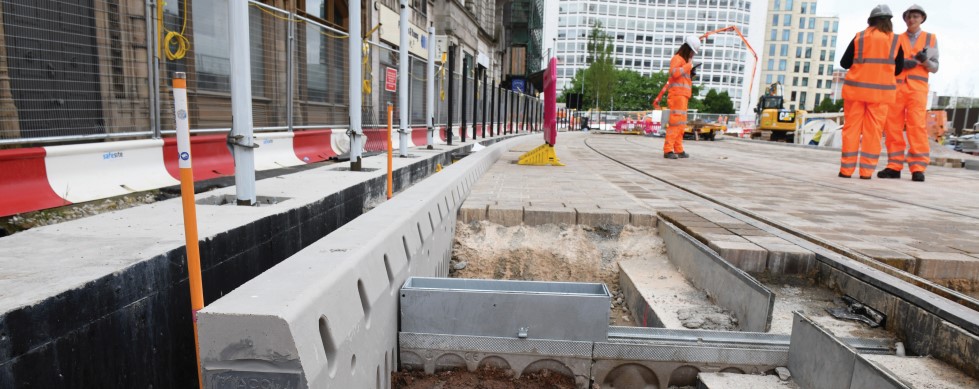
820;50;826;61
773;14;779;26
815;93;822;104
785;0;794;10
817;80;823;88
769;44;776;57
778;75;786;84
801;2;807;14
193;3;265;95
827;80;833;89
766;74;773;84
784;15;792;26
807;32;814;44
800;91;807;106
779;59;787;70
768;59;775;70
780;44;788;56
794;62;800;72
791;91;797;100
797;32;803;43
832;36;837;46
822;36;828;47
769;29;777;41
796;47;802;58
810;3;816;14
833;21;839;32
818;64;824;75
809;19;815;29
792;76;798;86
803;62;811;72
774;0;781;10
799;17;805;29
802;77;809;86
805;48;812;58
782;30;790;41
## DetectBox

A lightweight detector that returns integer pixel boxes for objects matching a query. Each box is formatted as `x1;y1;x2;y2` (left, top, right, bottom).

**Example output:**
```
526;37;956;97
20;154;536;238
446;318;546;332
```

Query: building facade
759;0;838;111
553;0;754;111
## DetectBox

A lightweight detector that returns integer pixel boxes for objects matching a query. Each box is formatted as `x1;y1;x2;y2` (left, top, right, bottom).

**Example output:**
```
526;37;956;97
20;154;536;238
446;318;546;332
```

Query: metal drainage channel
399;326;894;389
398;278;895;389
585;136;979;331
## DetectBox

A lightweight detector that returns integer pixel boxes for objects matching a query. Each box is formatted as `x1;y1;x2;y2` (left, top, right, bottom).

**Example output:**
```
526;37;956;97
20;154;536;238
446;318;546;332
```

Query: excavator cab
754;83;804;142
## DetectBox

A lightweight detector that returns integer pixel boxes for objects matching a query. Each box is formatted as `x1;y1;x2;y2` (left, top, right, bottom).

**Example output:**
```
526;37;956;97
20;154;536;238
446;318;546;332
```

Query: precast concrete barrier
253;132;305;170
44;139;179;203
659;217;775;332
197;136;523;388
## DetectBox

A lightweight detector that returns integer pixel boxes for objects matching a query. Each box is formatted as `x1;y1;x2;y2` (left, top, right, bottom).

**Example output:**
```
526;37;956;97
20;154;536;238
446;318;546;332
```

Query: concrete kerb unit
658;216;775;332
197;136;526;388
788;312;910;389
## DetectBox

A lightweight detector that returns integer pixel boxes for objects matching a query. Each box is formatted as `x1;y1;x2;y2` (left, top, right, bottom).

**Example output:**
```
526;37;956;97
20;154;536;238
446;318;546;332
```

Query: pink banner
544;57;558;145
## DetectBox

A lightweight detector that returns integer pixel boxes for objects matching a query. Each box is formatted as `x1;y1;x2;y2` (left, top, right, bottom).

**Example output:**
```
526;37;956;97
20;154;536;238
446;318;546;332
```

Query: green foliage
700;89;735;114
814;97;843;113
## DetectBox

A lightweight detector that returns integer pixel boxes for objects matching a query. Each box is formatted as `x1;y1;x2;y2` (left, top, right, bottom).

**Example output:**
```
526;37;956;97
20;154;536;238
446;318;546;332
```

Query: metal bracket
517;327;529;339
227;133;260;149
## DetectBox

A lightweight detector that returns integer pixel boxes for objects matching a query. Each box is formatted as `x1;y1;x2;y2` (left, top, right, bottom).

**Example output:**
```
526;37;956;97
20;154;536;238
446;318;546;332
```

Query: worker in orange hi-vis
664;35;702;159
838;4;904;179
878;4;938;182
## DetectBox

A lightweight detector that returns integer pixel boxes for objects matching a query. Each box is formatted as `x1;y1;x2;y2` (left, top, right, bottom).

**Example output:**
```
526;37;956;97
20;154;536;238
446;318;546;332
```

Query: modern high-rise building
759;0;838;112
553;0;754;111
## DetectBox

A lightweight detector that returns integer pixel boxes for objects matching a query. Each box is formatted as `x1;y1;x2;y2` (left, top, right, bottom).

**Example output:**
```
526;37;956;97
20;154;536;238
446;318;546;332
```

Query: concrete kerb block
524;205;576;226
760;243;816;275
487;203;524;227
459;201;492;223
708;241;769;274
965;160;979;171
576;207;630;227
914;251;979;282
627;208;657;227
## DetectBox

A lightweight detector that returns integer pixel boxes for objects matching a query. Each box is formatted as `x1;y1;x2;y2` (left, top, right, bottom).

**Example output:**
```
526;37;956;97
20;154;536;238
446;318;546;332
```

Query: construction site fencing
0;0;351;146
0;0;156;144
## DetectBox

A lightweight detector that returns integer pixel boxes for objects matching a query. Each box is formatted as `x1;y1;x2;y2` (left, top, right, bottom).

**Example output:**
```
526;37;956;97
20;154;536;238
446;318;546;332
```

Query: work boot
664;152;678;159
912;172;925;182
677;152;690;158
838;172;850;178
860;176;872;180
876;168;901;179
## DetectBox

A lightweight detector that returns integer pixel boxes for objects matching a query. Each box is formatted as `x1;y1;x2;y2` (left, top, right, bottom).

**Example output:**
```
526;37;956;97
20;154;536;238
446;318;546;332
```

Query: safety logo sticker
180;151;190;161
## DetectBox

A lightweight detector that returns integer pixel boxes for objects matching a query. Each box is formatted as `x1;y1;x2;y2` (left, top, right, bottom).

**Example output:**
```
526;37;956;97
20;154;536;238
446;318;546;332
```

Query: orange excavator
651;26;757;139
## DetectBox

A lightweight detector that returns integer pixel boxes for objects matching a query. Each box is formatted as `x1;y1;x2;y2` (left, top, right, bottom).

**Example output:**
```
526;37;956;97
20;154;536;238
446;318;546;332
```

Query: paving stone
458;201;490;223
523;205;576;226
686;227;734;244
708;241;769;273
727;228;774;237
576;207;630;226
915;252;979;281
760;243;816;275
486;204;523;227
680;220;722;228
744;236;792;245
626;208;658;227
701;233;750;243
856;249;918;272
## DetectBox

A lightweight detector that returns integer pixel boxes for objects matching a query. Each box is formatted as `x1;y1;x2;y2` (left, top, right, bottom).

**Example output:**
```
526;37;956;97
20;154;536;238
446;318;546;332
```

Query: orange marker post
173;72;205;389
387;103;394;199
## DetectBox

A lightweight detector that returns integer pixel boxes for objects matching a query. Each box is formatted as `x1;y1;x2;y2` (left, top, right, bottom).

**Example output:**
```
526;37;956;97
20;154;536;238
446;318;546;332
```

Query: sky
746;0;979;103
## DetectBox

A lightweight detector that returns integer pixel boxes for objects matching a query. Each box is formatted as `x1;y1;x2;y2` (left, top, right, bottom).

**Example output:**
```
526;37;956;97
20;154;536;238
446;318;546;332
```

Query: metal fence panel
0;0;154;143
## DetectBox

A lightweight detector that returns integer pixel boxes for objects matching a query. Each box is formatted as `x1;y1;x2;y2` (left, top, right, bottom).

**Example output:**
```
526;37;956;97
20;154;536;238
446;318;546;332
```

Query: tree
585;22;615;110
814;97;843;113
701;89;735;114
610;69;667;110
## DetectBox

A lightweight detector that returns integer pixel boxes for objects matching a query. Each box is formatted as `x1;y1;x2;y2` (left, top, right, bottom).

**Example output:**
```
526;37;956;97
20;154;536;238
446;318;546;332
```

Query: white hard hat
903;4;927;23
868;4;893;20
684;35;701;54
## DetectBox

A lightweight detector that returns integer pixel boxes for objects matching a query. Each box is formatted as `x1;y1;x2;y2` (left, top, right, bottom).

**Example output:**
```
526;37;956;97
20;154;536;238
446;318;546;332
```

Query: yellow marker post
387;103;394;200
173;72;205;389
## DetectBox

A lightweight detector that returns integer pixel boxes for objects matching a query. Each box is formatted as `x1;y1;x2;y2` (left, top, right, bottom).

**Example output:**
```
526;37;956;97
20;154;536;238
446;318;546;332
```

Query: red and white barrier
293;130;338;163
163;135;235;181
253;132;305;170
44;139;179;204
0;147;69;217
